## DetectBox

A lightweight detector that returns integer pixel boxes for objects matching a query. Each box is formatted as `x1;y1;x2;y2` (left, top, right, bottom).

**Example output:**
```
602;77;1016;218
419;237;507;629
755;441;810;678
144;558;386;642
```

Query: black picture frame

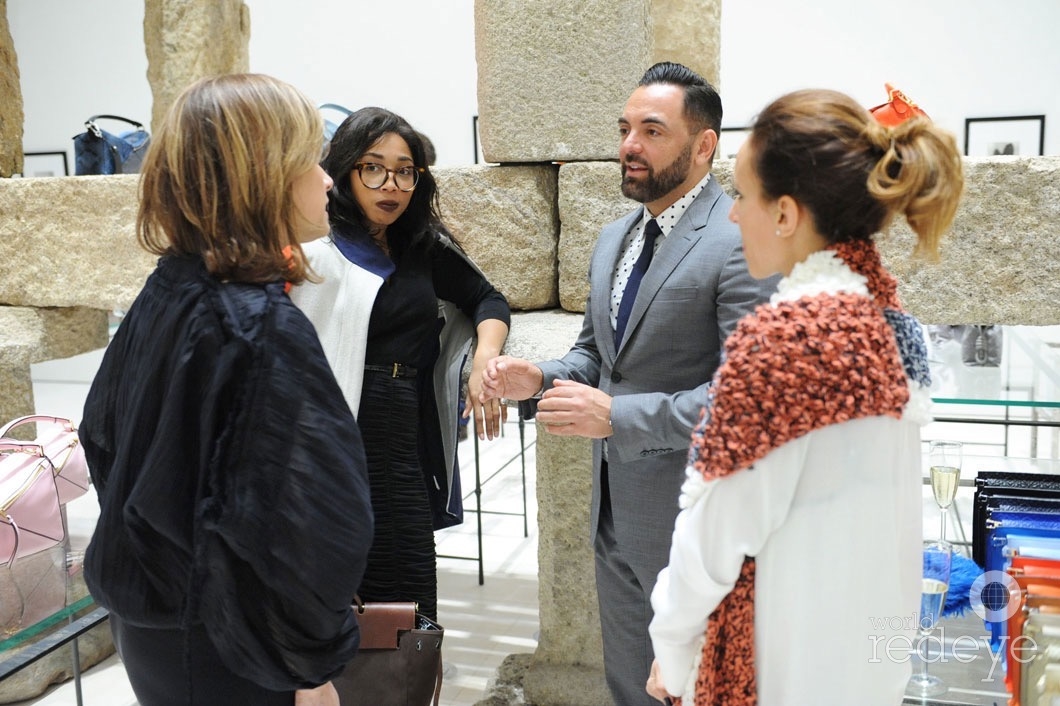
964;115;1045;157
22;151;69;177
716;126;750;160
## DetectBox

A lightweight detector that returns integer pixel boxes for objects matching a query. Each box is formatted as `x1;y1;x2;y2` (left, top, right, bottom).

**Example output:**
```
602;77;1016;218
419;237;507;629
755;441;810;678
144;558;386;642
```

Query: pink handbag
0;441;66;567
0;416;90;505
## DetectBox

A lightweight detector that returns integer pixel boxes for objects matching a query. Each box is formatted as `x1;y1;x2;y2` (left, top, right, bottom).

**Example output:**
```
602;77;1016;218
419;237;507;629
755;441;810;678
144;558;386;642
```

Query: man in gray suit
481;62;776;705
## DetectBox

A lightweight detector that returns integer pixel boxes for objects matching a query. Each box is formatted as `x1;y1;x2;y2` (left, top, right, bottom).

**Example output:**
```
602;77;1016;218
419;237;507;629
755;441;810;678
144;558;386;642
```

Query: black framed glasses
353;162;423;192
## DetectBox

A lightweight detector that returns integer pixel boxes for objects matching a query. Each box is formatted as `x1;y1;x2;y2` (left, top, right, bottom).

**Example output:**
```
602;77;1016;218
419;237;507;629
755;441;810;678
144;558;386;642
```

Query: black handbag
72;114;151;175
332;597;443;706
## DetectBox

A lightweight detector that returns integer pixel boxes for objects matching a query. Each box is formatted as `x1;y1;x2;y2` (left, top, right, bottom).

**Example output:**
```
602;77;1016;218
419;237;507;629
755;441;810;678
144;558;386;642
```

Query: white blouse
649;250;927;704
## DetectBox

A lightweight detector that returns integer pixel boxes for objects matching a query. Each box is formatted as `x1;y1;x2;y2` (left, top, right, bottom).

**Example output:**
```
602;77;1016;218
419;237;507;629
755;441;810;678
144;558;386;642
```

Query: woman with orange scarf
646;88;964;705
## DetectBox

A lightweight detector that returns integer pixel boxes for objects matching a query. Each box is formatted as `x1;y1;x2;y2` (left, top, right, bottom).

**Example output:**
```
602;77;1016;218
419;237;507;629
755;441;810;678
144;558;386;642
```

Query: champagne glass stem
939;507;948;542
919;630;931;682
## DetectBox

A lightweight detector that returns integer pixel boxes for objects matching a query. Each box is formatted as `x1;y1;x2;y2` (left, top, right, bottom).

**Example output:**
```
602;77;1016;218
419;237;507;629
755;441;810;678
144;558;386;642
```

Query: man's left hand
536;379;612;438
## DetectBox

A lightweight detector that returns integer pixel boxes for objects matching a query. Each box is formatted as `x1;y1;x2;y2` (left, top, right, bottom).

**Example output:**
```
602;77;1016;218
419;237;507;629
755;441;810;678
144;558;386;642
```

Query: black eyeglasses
353;162;423;192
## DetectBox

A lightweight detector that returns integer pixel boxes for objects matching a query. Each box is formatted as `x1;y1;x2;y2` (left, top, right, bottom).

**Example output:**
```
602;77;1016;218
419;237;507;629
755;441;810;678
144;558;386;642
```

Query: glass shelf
928;325;1060;410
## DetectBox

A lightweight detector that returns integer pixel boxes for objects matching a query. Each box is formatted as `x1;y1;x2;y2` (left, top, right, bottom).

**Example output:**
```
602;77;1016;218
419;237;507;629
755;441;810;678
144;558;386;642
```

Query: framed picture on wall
716;126;750;161
22;151;69;177
964;115;1045;157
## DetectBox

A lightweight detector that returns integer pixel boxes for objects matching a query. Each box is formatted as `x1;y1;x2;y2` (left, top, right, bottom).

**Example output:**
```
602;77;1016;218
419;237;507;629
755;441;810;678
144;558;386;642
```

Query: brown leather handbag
332;596;444;706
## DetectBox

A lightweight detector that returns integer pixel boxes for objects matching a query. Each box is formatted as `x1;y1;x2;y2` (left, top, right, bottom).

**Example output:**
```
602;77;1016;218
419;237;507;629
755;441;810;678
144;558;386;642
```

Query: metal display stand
437;414;533;585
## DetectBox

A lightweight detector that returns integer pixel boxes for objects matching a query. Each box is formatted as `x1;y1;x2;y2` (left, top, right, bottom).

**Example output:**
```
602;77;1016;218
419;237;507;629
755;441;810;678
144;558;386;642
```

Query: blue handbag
319;103;354;144
72;114;150;175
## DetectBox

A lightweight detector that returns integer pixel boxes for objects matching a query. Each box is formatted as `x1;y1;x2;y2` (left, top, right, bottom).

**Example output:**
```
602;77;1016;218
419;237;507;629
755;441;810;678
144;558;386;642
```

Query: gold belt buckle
392;363;400;378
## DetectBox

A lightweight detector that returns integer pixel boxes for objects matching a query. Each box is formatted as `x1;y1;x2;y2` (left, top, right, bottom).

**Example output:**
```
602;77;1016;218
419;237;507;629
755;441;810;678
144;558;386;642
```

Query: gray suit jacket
536;176;777;571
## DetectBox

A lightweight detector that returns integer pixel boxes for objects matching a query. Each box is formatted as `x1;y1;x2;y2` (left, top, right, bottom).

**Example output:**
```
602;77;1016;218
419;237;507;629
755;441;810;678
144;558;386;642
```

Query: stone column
0;0;25;177
475;1;724;702
652;0;722;89
144;0;250;132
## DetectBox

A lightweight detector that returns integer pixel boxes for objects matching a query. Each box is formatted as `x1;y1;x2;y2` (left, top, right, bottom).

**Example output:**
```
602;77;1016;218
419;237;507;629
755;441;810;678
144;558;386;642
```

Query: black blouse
340;227;510;369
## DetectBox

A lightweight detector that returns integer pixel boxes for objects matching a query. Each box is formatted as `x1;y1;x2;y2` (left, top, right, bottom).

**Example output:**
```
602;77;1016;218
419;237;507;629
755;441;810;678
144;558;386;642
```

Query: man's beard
621;141;693;204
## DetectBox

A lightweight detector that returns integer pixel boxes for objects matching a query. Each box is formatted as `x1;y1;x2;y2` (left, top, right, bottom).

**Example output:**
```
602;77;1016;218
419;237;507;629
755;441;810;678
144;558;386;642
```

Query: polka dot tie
614;218;661;348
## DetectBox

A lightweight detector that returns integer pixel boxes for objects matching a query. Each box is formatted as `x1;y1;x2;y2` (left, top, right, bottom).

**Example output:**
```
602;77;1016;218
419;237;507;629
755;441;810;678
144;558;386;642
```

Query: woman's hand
466;320;510;440
295;682;339;706
646;659;679;704
467;355;507;440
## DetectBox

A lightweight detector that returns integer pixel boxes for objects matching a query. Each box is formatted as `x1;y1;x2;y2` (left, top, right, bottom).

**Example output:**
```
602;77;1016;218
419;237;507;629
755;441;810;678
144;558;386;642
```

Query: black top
80;255;373;691
336;225;510;369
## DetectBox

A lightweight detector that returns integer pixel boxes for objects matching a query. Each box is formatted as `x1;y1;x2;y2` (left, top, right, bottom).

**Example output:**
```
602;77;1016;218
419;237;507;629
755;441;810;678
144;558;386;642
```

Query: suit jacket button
611;371;622;383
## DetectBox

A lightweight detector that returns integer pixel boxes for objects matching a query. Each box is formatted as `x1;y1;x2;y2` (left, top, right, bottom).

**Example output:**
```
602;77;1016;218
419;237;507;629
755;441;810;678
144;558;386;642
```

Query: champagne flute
929;441;962;542
907;539;953;697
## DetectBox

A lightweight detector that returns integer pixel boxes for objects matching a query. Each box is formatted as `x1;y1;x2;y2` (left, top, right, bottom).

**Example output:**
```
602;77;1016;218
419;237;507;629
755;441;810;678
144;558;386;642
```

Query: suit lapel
594;208;644;362
618;178;727;352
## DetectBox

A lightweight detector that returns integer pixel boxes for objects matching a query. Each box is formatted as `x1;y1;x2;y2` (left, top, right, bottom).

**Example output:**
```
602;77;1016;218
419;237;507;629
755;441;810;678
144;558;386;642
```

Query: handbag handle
318;103;354;116
0;415;75;439
84;115;146;138
0;441;45;457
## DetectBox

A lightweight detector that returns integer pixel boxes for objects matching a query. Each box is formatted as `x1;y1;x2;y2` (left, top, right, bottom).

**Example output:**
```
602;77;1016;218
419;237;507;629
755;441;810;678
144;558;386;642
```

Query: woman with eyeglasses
291;107;510;623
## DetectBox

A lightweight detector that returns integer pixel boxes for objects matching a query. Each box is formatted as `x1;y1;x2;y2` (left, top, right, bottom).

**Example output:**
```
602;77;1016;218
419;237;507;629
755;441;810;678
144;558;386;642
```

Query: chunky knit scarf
681;239;930;705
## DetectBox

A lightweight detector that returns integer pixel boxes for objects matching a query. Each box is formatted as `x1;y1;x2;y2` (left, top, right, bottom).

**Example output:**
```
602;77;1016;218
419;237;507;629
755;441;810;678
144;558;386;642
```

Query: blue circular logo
969;570;1022;622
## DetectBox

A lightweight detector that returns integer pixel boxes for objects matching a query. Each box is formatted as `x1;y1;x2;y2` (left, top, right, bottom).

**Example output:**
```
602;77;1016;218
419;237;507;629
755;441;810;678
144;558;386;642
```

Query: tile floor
14;346;540;706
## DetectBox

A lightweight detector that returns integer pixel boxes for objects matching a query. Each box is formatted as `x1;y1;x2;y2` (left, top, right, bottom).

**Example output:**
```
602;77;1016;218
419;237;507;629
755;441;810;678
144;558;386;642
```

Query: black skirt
356;369;438;620
110;615;294;706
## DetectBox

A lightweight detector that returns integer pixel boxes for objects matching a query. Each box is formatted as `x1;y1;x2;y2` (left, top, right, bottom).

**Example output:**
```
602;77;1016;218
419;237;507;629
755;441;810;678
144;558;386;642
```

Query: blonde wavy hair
137;73;324;284
748;88;964;259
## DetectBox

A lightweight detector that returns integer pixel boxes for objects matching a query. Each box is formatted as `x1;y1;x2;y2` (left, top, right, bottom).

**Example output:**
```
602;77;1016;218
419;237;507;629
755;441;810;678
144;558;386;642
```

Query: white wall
9;0;1060;173
719;0;1060;156
10;0;478;169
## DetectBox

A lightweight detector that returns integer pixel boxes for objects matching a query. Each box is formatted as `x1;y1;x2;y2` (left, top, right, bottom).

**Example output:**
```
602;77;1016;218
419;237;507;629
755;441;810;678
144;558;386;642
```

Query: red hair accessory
868;83;928;126
282;244;294;294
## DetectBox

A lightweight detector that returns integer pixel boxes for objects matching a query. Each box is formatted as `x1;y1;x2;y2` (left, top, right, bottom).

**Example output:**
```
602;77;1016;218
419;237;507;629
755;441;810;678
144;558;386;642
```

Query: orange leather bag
868;83;929;126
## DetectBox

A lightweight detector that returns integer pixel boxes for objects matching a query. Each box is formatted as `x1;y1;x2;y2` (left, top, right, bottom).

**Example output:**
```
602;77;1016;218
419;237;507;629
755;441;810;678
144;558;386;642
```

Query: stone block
504;310;584;362
557;161;734;313
0;365;33;432
474;0;723;165
557;162;630;312
880;156;1060;326
0;306;109;367
652;0;722;87
523;661;610;706
0;306;108;423
529;430;602;669
0;175;152;311
475;0;650;163
0;2;24;178
557;157;1060;326
145;0;250;132
437;164;559;311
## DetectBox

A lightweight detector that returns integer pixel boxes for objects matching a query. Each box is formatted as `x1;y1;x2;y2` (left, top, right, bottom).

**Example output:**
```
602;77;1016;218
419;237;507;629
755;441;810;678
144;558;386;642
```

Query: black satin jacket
81;255;373;690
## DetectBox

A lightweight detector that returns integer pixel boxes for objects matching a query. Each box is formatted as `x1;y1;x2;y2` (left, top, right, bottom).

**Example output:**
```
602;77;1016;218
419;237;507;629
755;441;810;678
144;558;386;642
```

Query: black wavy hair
323;106;441;256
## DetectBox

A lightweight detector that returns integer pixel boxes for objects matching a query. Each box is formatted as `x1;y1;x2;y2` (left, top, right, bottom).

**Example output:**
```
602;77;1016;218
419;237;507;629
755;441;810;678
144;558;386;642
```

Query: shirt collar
639;172;712;237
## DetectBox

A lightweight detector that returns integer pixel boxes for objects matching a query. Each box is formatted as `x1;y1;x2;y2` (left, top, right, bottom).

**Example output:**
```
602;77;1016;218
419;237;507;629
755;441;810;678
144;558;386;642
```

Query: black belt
364;363;418;378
